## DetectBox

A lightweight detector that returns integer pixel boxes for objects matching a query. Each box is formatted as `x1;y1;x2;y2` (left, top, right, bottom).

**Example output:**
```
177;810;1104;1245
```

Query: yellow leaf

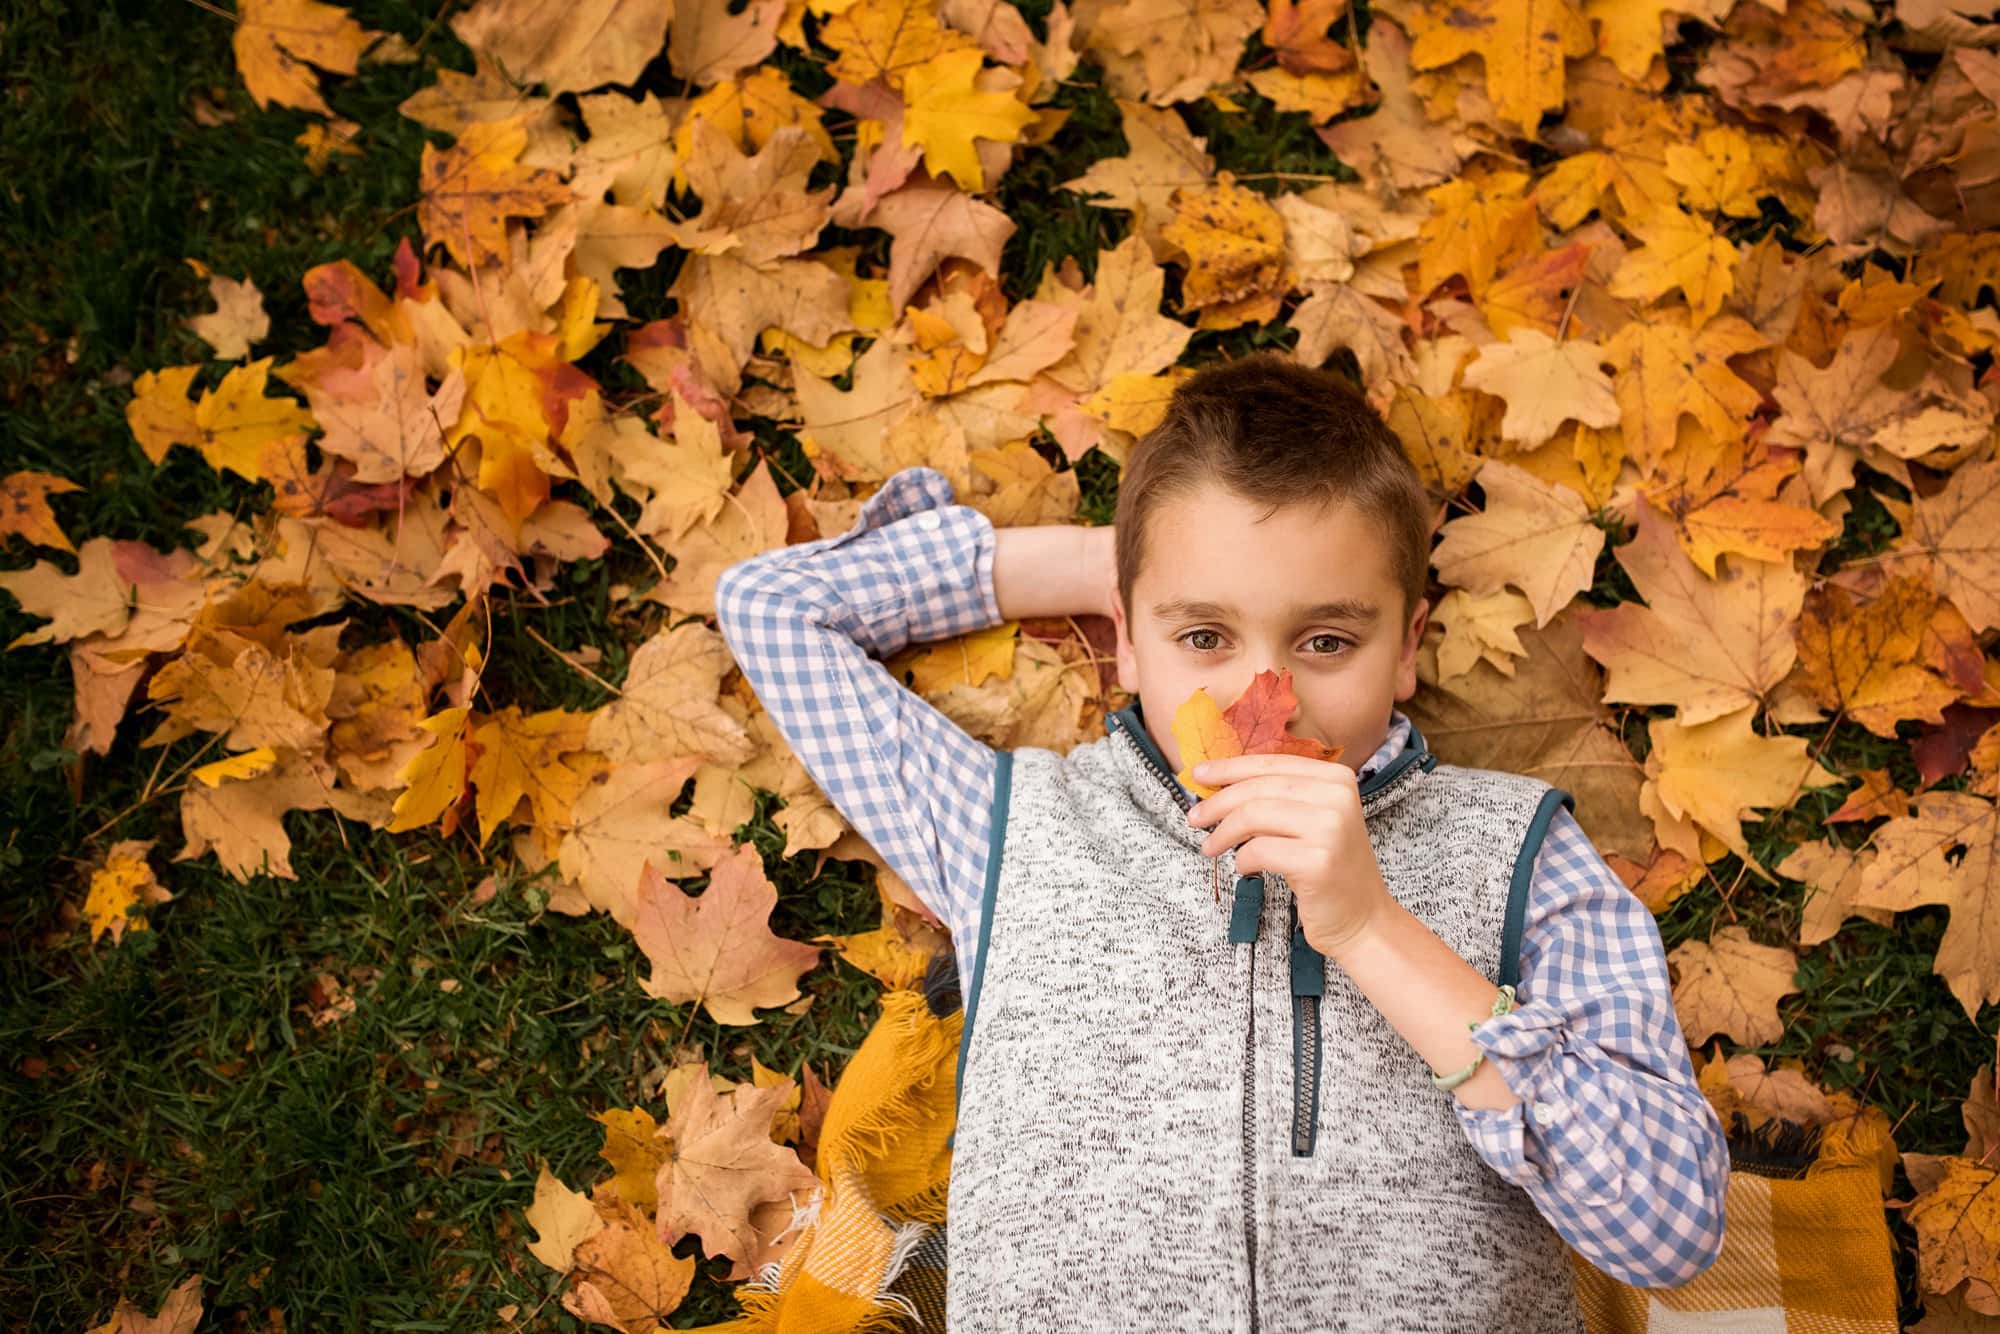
192;746;279;786
388;706;472;833
1405;0;1593;134
416;116;571;269
232;0;376;116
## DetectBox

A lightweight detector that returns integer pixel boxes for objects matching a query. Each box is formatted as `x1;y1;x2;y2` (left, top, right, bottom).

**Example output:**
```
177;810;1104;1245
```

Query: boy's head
1106;352;1439;777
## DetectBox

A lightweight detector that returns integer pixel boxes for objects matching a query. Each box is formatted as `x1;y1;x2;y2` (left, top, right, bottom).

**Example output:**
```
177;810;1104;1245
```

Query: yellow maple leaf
84;839;174;946
900;48;1038;191
1901;1155;2000;1302
0;470;82;556
466;705;599;848
387;706;472;834
1641;703;1842;880
232;0;378;116
1161;177;1288;313
1459;326;1621;448
1608;205;1739;323
416;116;571;269
124;359;316;482
1405;0;1593;135
1668;925;1800;1047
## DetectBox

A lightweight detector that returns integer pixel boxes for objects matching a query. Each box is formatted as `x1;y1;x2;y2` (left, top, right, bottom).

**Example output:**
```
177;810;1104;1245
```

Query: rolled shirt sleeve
1450;806;1731;1289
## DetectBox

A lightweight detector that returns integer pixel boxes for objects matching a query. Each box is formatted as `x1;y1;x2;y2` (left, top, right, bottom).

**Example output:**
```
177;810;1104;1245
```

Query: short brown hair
1112;352;1435;628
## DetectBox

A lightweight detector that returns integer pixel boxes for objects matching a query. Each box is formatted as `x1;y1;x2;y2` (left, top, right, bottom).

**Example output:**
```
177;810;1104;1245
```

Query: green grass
1;0;1992;1328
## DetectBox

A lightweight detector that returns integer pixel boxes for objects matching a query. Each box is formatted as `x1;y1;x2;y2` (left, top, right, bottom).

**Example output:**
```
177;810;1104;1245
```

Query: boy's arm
713;465;1108;996
1448;807;1732;1289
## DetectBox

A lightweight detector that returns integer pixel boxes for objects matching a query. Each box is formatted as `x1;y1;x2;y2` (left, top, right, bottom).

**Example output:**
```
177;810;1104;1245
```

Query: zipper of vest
1243;938;1259;1332
1105;715;1259;1328
1289;900;1324;1157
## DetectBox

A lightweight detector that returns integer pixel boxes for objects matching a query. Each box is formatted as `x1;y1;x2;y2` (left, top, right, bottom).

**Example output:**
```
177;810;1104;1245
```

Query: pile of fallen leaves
10;0;2000;1325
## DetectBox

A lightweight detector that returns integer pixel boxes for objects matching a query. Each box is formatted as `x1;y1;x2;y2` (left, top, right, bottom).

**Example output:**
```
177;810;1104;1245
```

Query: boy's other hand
1184;753;1391;956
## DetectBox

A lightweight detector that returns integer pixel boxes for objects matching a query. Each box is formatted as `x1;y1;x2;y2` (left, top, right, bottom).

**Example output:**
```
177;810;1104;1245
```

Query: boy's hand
1184;753;1391;956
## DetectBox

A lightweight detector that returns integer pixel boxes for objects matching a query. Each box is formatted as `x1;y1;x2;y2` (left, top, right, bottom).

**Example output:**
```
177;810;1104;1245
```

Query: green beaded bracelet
1430;984;1518;1091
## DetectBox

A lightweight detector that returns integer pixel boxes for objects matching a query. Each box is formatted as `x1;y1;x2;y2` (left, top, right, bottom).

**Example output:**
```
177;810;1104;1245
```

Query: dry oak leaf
1795;572;1965;739
651;1060;821;1267
1400;0;1594;134
449;0;673;95
232;0;377;116
1852;789;2000;1023
417;116;571;269
1459;326;1620;448
1900;1155;2000;1314
1640;703;1842;880
584;620;757;767
632;841;822;1025
84;839;174;946
900;47;1039;191
1;470;82;555
125;358;316;483
1577;499;1808;726
182;260;270;361
1607;205;1739;324
1172;666;1345;798
1432;458;1606;629
1160;176;1289;314
1668;924;1801;1047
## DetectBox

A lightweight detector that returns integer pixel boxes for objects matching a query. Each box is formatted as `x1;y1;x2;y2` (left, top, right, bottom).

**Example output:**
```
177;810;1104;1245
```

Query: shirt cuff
1451;999;1633;1205
799;466;1003;656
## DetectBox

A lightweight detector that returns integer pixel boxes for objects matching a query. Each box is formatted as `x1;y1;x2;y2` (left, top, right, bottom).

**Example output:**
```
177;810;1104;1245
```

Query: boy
714;352;1729;1332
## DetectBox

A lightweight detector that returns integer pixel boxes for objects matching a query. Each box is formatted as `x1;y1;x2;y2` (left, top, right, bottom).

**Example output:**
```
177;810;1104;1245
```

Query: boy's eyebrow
1151;597;1381;625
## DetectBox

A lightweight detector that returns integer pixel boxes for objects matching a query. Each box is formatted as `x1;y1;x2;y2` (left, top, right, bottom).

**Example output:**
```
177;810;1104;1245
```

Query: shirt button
916;511;942;530
1533;1099;1563;1120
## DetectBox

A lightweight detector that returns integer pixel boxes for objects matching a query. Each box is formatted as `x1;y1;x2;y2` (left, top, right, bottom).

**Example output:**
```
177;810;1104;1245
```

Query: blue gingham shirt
713;465;1728;1291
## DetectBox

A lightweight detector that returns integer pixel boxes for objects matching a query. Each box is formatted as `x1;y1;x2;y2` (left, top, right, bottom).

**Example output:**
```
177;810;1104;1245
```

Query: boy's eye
1176;630;1352;655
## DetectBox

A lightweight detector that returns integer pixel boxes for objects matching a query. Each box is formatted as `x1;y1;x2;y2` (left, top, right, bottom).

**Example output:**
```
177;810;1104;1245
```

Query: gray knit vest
945;701;1587;1333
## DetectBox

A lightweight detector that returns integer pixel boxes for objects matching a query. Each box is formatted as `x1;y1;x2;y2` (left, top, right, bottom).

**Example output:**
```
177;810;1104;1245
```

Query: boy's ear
1394;596;1428;702
1109;576;1138;696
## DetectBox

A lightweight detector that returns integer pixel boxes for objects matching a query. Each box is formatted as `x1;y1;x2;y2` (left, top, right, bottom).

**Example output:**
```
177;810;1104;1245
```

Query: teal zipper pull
1227;874;1264;943
1290;903;1324;996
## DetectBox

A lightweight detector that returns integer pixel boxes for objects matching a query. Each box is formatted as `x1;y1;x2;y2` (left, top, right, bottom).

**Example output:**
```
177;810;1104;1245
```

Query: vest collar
1101;698;1438;851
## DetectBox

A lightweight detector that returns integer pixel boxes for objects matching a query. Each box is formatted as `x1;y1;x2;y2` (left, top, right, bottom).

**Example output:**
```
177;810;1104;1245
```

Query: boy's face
1108;479;1428;779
